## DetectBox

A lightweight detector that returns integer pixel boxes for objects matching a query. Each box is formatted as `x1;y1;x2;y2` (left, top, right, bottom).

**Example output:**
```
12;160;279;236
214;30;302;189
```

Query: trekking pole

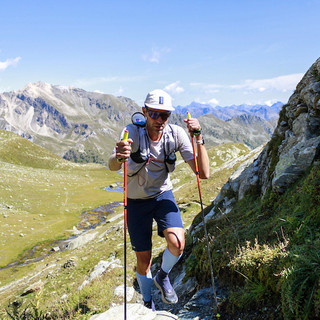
121;130;129;320
187;112;218;312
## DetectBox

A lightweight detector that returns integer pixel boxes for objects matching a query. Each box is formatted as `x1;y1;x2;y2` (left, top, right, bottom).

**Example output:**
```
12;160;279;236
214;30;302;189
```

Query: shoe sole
154;277;178;304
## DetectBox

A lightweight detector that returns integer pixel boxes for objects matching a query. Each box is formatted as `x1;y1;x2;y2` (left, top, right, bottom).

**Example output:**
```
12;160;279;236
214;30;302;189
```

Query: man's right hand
115;138;133;162
108;138;133;170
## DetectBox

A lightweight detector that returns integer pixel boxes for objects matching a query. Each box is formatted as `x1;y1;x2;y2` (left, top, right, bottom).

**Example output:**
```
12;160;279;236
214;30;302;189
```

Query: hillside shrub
229;238;289;309
281;244;320;320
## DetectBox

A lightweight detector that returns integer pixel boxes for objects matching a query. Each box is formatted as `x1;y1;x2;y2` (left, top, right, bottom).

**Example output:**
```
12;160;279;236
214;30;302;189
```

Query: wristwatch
196;138;205;145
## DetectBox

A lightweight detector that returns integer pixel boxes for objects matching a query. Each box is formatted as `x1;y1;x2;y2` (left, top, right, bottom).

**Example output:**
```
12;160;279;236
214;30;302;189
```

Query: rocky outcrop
271;61;320;192
209;57;320;215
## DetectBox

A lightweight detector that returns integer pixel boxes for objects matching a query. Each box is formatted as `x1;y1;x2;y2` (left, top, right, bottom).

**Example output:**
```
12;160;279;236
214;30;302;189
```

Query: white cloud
0;57;21;71
187;73;304;106
208;98;219;105
190;82;221;94
142;47;171;64
164;81;184;94
192;73;303;95
229;73;304;92
264;99;279;106
92;86;124;96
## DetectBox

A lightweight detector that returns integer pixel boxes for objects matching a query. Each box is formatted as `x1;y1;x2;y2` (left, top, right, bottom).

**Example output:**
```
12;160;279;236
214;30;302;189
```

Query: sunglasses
145;106;171;121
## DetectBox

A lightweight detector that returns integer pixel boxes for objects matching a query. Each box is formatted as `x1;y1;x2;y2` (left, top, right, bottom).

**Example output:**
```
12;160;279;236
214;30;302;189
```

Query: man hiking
108;89;209;310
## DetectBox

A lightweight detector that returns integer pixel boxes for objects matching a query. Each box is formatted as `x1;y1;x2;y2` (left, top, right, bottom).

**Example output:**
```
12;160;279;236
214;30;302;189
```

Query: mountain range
0;82;280;163
0;82;140;163
175;101;283;121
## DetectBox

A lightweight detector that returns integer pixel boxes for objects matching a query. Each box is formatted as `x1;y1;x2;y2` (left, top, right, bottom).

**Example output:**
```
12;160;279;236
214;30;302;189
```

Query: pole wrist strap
193;128;202;136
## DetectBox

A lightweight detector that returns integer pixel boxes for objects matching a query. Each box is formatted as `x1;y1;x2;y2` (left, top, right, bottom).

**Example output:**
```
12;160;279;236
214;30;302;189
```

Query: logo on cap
159;96;164;104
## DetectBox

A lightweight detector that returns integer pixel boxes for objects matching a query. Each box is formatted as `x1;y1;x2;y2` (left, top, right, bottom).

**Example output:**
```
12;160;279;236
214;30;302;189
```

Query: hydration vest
128;125;178;177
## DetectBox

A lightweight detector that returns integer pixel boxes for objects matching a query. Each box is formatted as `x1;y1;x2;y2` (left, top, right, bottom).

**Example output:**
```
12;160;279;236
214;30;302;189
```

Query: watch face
197;139;205;145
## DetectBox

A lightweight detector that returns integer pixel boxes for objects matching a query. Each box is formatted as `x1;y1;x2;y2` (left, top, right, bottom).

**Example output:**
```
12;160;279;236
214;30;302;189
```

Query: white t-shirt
118;124;194;199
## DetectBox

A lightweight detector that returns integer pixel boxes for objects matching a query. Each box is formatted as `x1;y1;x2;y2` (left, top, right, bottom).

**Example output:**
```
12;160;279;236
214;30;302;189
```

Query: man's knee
166;230;185;254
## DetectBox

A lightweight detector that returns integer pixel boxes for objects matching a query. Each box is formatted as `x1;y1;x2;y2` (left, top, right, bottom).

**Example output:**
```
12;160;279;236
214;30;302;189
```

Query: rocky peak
19;82;53;99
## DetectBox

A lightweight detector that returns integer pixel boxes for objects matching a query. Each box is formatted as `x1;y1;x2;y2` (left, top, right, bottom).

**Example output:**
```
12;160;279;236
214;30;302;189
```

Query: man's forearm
108;153;122;171
195;135;210;179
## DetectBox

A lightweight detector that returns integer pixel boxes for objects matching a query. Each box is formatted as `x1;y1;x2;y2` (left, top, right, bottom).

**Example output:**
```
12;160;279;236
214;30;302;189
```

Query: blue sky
0;0;319;107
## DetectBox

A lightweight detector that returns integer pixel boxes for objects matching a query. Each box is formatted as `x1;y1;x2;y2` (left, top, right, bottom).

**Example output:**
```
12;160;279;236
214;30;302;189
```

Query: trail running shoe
154;269;178;304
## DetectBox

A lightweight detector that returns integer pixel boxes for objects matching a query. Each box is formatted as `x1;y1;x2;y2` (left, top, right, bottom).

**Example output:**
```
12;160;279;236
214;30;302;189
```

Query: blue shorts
127;190;183;252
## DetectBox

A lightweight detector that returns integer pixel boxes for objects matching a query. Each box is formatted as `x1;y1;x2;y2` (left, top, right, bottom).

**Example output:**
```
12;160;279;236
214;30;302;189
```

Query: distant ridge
175;101;283;121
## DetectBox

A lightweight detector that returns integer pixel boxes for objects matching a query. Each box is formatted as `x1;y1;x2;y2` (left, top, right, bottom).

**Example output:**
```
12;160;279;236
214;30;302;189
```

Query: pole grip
118;130;129;163
122;130;129;141
187;111;191;119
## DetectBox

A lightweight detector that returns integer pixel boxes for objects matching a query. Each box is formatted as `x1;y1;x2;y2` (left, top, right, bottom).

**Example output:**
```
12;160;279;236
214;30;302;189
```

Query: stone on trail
89;303;179;320
114;285;135;302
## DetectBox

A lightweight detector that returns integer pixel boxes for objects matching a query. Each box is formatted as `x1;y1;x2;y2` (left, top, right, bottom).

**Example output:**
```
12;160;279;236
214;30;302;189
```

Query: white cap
144;89;174;111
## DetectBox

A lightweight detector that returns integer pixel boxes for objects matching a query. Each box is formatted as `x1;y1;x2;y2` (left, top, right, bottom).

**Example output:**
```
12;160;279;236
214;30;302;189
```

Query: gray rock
114;285;135;302
177;287;216;320
272;137;320;192
173;268;197;297
78;258;122;290
65;231;98;250
89;303;178;320
72;226;82;235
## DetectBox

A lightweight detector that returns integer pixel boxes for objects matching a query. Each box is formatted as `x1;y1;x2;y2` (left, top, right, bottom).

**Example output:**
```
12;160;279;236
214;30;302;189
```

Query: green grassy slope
185;161;320;319
0;130;122;267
